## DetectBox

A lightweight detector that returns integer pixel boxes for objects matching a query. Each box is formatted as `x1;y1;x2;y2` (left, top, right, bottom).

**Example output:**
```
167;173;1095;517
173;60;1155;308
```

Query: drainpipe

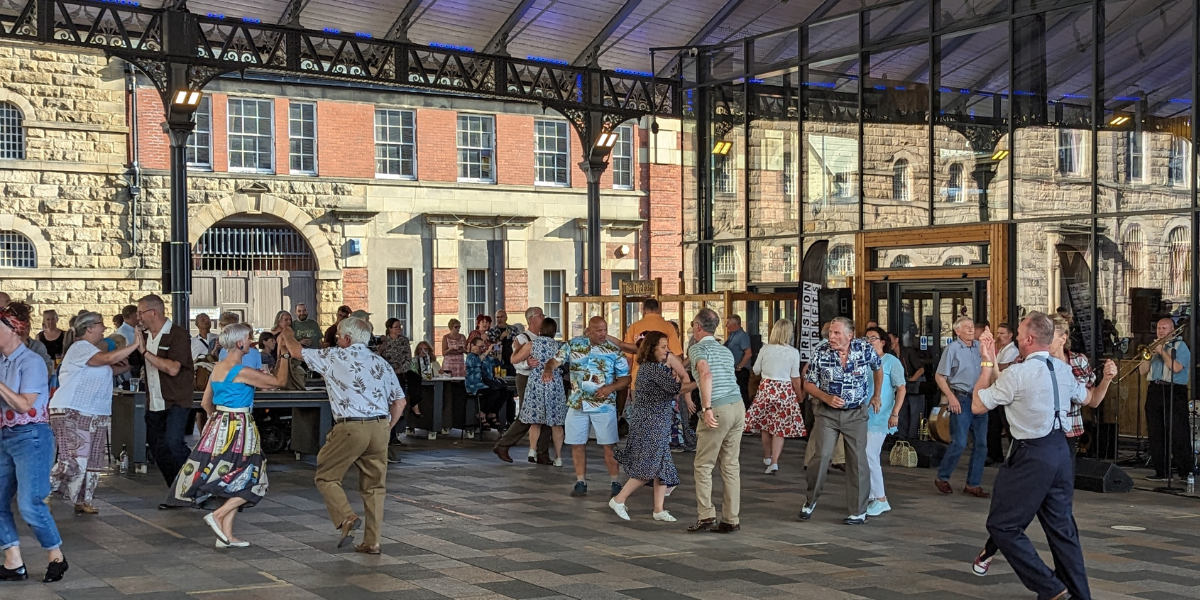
124;61;143;268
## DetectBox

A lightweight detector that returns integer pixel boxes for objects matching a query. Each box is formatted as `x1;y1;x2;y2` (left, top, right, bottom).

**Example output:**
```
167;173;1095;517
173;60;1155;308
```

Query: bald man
0;292;10;309
1139;317;1194;481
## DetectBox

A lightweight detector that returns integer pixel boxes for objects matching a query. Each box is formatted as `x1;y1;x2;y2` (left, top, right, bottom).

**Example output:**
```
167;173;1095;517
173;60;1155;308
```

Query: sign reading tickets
799;281;821;363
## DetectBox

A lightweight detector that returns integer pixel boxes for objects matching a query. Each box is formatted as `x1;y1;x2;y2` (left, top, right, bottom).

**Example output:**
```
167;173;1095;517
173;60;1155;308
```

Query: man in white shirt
970;313;1114;600
492;307;552;464
304;317;406;555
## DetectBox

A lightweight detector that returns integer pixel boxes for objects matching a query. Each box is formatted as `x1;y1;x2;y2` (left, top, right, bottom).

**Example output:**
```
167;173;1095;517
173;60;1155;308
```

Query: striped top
687;336;742;408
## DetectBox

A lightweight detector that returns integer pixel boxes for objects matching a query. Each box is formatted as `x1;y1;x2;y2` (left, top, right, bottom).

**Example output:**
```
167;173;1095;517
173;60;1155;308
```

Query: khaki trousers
693;402;745;524
314;419;391;546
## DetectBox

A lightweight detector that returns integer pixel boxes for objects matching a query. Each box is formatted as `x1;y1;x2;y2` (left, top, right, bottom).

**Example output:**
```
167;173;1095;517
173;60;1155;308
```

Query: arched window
828;244;855;281
0;102;24;160
893;159;910;201
0;230;36;268
713;245;738;275
943;255;966;266
1122;224;1145;289
947;163;963;203
890;254;913;268
1168;226;1191;297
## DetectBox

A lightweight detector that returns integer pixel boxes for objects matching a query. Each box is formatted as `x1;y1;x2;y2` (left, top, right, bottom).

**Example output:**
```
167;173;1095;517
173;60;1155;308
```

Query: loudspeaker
1074;458;1133;493
818;288;852;325
911;439;947;469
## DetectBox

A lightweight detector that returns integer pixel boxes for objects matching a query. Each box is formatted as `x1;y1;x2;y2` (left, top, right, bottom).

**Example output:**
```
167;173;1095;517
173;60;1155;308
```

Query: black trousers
476;388;510;416
736;368;751;409
145;405;191;486
986;430;1090;600
987;406;1008;462
1145;382;1194;477
896;392;925;440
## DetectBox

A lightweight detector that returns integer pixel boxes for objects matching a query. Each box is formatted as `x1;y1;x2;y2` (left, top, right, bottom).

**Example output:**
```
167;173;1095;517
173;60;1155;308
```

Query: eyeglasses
451;324;461;329
137;308;156;318
864;336;882;342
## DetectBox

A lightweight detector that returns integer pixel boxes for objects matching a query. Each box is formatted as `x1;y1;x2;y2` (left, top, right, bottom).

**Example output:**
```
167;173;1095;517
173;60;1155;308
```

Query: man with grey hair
493;307;553;464
800;316;881;525
303;316;406;555
686;308;744;533
135;294;195;502
934;316;988;497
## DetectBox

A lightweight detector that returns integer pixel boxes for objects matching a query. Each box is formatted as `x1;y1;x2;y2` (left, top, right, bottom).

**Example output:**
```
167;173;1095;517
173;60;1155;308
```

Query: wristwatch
702;406;713;412
980;361;995;368
281;352;292;360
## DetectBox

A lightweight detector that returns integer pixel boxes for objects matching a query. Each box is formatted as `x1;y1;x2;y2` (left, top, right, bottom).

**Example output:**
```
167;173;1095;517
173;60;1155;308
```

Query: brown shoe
686;518;716;532
337;516;361;548
935;479;953;494
74;503;99;515
963;486;990;498
710;522;740;534
1048;591;1067;600
493;446;513;463
535;453;553;465
354;543;381;554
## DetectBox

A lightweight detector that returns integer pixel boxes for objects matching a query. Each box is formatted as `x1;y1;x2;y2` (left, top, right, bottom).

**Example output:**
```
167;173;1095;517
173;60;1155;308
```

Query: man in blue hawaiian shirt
542;316;631;498
799;317;882;525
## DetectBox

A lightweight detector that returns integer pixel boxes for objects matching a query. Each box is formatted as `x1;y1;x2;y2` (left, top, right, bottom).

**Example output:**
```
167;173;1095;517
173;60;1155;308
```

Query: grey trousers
494;374;552;455
804;402;871;517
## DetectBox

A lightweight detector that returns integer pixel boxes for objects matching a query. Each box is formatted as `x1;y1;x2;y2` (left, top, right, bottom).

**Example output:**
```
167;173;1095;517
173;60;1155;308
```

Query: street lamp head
172;89;204;110
595;132;618;149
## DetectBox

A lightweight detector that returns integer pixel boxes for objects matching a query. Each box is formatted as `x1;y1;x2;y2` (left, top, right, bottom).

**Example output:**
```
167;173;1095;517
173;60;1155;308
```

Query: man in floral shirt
542;316;630;498
799;316;882;525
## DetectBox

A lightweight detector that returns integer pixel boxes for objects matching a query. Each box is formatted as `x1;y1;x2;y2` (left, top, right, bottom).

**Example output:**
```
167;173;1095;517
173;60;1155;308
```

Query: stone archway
189;193;337;275
0;213;51;269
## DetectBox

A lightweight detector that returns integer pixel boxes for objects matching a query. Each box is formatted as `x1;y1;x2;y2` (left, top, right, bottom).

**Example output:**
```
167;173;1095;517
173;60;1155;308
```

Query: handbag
889;440;918;468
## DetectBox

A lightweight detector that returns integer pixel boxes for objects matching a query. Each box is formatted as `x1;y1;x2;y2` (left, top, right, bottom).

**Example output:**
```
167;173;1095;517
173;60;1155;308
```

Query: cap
349;310;372;320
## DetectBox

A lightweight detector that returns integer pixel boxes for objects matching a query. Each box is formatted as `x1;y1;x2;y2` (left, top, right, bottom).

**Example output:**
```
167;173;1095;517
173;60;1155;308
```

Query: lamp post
582;129;620;295
162;64;204;323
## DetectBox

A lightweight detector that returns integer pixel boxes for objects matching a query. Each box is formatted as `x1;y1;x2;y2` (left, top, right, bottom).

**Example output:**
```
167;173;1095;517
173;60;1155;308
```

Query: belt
1149;381;1182;386
215;406;251;414
334;415;388;424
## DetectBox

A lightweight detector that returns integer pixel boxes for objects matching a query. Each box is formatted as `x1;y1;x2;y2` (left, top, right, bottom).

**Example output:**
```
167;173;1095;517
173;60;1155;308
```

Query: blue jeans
937;392;989;487
0;424;62;551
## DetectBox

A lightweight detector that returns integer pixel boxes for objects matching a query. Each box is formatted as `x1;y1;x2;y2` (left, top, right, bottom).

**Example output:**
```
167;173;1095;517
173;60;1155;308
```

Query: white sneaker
527;449;537;462
765;463;778;475
608;499;630;521
866;499;891;516
665;485;676;497
763;458;773;466
553;457;563;467
653;510;677;522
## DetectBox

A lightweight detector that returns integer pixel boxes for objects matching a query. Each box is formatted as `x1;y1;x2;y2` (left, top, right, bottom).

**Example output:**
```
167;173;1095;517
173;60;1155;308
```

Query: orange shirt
624;313;684;390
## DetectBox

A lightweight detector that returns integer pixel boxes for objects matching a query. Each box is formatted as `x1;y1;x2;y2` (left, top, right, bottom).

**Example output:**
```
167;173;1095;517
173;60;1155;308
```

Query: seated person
465;337;510;429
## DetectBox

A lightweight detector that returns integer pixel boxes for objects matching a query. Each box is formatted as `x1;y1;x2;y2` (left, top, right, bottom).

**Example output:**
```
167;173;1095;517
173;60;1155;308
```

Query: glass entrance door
871;280;988;370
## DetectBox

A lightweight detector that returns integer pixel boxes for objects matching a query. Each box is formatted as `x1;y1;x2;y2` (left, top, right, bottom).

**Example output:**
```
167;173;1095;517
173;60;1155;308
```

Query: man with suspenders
969;312;1115;600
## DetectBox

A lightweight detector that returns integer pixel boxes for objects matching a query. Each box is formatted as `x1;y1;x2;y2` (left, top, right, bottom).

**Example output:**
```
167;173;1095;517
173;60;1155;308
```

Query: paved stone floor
7;434;1200;600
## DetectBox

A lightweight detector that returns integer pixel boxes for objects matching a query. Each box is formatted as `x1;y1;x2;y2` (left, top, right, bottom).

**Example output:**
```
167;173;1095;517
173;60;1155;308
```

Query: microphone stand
1155;343;1181;495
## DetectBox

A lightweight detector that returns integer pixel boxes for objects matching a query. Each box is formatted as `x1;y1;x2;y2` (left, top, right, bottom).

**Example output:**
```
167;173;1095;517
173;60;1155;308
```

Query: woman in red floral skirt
746;319;806;474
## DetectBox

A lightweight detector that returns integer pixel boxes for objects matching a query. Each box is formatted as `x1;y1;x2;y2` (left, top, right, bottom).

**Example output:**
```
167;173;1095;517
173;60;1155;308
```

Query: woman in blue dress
610;331;696;523
165;323;302;548
511;318;566;466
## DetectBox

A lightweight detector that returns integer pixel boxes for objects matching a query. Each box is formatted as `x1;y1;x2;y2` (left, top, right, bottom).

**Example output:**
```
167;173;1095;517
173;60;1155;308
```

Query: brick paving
8;435;1200;600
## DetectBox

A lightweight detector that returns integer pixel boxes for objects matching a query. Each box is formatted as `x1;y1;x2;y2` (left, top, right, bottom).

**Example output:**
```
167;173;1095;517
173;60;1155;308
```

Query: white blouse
50;341;114;416
752;344;801;382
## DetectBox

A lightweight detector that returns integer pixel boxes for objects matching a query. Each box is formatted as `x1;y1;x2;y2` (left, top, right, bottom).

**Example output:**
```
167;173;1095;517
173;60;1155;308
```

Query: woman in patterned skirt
610;331;696;523
165;323;301;548
746;319;806;474
49;312;139;514
511;318;566;465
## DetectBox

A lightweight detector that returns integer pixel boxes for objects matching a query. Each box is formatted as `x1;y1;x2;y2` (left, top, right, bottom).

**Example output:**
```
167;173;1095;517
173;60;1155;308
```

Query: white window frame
1125;130;1144;183
1122;225;1144;289
227;97;274;173
714;245;738;275
288;101;317;175
534;119;570;186
457;114;495;183
713;153;735;194
893;159;911;201
386;269;412;336
185;96;211;170
828;244;854;278
544;270;564;323
946;163;964;202
1168;137;1190;187
0;230;35;268
1169;226;1191;297
466;269;489;319
375;108;416;179
1057;129;1085;177
0;102;25;160
612;125;634;189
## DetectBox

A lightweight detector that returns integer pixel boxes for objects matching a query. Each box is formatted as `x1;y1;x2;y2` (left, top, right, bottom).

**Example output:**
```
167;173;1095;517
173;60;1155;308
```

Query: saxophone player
1138;317;1193;481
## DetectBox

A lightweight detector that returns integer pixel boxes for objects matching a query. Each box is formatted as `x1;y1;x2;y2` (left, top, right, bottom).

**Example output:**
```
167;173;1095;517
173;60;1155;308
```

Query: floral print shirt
554;337;631;413
376;334;412;374
803;338;882;410
302;345;405;419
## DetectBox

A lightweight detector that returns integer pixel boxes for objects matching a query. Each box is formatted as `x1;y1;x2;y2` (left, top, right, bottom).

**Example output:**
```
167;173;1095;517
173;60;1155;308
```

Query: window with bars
535;120;569;185
1125;131;1144;182
228;98;274;172
387;269;411;335
0;102;24;160
0;230;35;268
783;246;796;282
466;269;488;319
612;125;633;189
713;153;735;194
947;163;963;202
890;254;913;268
289;102;316;174
185;96;211;169
783;148;794;197
827;245;854;279
375;108;416;178
1168;138;1190;187
457;115;495;182
1057;129;1084;176
943;255;966;266
544;270;564;323
192;227;316;271
1121;225;1144;289
893;159;910;201
1169;226;1191;298
713;245;738;275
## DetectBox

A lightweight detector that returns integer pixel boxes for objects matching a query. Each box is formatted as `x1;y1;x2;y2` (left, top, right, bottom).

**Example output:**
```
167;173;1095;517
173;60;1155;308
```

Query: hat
349;310;372;320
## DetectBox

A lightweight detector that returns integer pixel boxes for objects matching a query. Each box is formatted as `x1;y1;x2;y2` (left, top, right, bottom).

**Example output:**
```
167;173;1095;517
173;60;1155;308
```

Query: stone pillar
431;222;460;355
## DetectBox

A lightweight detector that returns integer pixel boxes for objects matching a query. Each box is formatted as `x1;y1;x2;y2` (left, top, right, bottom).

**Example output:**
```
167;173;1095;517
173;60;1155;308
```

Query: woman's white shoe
608;499;630;521
763;458;772;466
215;539;250;548
765;463;779;475
203;513;229;544
652;511;677;522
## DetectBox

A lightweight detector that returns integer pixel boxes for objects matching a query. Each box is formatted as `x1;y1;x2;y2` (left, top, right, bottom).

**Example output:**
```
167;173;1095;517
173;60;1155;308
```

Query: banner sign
799;281;821;362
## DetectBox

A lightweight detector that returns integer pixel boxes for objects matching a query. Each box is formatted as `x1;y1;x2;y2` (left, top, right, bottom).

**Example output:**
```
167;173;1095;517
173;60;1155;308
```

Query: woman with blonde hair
746;318;806;474
441;319;467;377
